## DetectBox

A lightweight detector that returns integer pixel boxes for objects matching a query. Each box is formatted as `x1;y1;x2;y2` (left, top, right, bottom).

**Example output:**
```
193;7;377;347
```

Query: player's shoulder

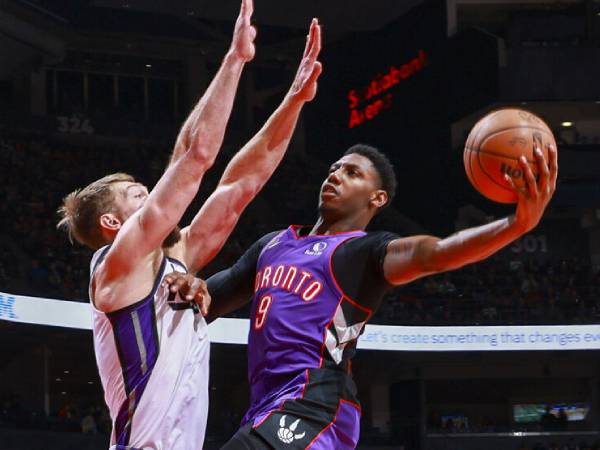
253;230;285;251
356;230;400;245
258;229;285;244
338;230;400;257
90;245;111;275
365;230;401;240
263;229;284;240
235;230;286;265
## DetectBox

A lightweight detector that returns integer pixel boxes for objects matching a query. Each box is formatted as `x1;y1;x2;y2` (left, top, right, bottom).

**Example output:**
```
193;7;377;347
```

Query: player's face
113;181;149;223
318;153;382;218
110;181;181;247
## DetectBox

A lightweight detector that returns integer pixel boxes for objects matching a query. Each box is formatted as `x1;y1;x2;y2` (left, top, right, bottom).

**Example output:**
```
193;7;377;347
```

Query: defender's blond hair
57;173;135;249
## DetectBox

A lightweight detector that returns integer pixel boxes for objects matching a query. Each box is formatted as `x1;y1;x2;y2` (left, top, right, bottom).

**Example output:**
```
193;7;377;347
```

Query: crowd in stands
1;133;598;326
0;393;110;435
0;389;246;445
374;254;600;326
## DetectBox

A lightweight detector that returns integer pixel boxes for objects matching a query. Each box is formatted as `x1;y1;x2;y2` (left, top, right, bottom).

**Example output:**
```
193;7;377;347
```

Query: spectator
81;409;97;434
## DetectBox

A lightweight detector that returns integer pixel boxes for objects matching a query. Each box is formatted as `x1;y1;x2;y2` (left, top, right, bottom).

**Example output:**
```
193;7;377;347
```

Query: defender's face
318;153;382;217
112;181;149;224
108;181;181;248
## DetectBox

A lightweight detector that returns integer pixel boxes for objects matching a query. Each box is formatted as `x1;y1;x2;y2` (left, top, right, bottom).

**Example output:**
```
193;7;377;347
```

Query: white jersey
89;246;209;450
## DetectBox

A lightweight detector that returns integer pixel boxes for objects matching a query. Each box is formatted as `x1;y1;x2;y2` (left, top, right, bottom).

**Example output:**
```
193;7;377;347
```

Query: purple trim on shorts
307;401;361;450
245;371;308;427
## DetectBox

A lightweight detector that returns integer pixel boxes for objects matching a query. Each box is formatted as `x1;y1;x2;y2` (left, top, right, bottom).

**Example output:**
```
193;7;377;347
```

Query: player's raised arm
177;19;323;273
169;0;256;166
383;145;558;285
92;1;257;311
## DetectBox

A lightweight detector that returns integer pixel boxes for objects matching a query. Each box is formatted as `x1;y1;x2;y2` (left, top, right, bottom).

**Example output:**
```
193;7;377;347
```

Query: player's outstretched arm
383;145;557;286
178;19;323;273
93;1;256;311
169;0;256;166
164;233;276;320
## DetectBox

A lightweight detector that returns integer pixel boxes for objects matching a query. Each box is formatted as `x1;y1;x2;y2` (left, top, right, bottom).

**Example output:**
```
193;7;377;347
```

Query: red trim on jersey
305;399;362;449
289;225;304;240
289;224;366;240
340;398;362;412
252;410;273;429
342;293;372;314
300;368;310;398
319;296;344;368
306;418;336;449
328;237;373;314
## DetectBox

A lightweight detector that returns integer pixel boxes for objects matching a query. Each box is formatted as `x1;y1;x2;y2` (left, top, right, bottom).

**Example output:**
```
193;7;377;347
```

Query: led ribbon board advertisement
3;292;600;352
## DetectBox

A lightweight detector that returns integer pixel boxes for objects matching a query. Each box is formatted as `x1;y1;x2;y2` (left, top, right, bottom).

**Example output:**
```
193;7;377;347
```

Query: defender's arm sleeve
205;231;279;323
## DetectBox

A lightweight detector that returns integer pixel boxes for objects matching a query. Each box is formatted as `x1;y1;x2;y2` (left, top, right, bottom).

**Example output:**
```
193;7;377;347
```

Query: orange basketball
463;108;556;203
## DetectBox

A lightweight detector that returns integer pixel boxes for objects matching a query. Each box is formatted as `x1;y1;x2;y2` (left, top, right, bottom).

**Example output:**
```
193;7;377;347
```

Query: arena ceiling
90;0;426;34
0;0;590;78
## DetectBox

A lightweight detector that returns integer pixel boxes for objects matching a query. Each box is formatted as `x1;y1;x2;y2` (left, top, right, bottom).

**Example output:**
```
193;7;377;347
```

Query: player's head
57;173;180;250
318;144;396;222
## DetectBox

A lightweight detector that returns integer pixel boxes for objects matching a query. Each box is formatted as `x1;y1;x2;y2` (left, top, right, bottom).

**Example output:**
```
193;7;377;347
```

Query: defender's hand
163;272;211;317
287;18;323;102
230;0;257;62
505;144;558;233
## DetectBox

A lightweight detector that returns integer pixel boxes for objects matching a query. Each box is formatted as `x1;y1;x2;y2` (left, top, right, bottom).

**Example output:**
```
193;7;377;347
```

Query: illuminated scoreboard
307;0;448;153
301;1;504;230
347;49;430;129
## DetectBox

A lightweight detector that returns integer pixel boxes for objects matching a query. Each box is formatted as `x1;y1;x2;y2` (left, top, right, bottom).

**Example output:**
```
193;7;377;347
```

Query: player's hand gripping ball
464;108;557;203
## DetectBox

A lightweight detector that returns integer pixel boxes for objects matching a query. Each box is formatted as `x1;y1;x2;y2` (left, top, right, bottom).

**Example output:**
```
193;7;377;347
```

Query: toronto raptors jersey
89;247;209;450
245;226;373;449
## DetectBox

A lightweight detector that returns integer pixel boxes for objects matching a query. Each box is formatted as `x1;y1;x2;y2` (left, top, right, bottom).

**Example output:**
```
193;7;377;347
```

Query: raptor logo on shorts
277;415;305;444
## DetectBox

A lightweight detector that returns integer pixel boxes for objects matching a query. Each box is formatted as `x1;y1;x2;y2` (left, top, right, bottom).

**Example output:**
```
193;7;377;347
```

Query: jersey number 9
254;295;273;330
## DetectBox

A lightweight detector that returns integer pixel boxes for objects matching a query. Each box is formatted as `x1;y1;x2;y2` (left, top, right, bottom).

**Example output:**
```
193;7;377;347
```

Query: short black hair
344;143;397;208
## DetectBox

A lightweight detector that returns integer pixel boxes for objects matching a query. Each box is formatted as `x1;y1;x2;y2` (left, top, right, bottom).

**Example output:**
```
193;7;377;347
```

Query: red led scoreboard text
347;49;429;129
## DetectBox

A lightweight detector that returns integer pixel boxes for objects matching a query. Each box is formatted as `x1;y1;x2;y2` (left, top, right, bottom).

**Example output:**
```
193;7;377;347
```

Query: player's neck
309;214;369;236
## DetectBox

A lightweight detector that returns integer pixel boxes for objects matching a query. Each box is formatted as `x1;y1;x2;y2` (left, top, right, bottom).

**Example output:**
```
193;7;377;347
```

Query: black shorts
220;422;272;449
221;367;361;450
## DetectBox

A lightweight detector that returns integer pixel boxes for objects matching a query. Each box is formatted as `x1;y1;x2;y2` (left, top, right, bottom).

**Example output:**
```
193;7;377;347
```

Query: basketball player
167;142;557;448
56;2;323;447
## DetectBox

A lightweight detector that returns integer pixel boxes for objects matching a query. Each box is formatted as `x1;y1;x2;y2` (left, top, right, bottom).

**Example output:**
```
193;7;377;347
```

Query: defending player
169;142;557;449
56;3;323;448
